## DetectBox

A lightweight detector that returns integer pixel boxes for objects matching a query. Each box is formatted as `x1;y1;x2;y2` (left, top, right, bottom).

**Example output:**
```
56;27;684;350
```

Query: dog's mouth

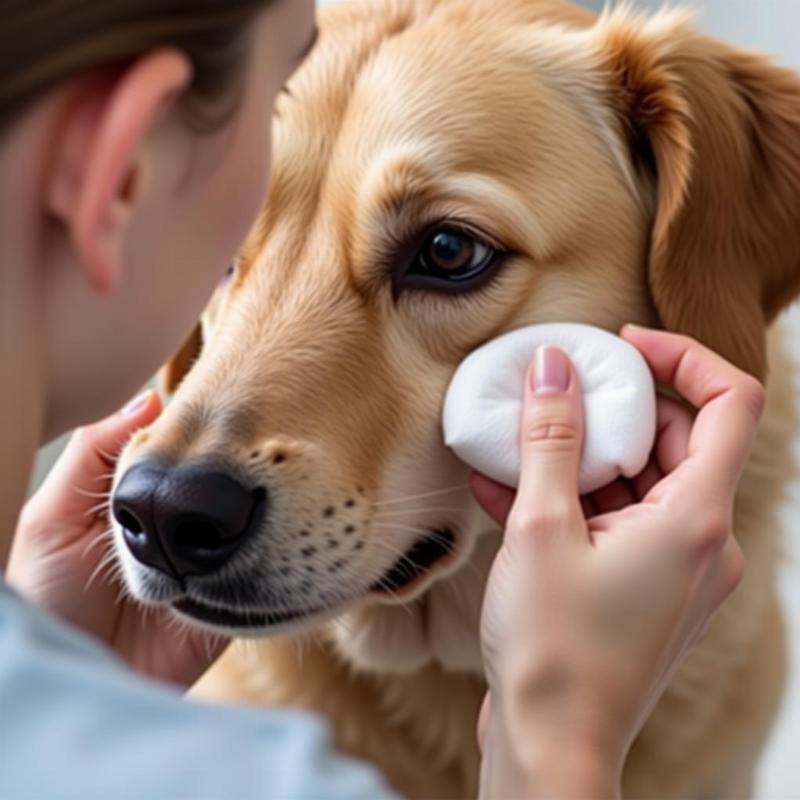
371;528;456;594
170;528;456;630
173;597;324;629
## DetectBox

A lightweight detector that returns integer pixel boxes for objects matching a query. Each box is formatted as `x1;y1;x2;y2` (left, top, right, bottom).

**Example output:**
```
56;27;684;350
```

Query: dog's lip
169;528;457;627
371;528;456;594
172;598;322;629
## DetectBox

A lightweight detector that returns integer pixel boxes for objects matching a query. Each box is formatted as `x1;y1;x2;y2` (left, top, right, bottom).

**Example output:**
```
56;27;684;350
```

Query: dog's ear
596;9;800;378
159;324;203;395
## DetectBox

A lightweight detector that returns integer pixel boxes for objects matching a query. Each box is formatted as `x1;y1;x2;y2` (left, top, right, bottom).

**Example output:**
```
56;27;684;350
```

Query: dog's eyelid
387;222;510;300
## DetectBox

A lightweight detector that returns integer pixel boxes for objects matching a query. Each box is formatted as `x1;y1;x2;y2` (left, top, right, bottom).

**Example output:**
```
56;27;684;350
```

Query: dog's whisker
73;485;112;500
373;522;447;536
83;499;112;518
369;540;431;583
94;444;123;465
374;507;467;518
83;547;122;593
366;576;415;619
81;526;115;560
372;484;470;507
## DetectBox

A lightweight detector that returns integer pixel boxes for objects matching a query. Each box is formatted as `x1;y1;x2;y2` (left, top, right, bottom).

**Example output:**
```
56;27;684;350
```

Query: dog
111;1;800;796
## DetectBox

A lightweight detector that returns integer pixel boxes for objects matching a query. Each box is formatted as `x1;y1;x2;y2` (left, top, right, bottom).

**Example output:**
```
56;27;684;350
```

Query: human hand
473;326;763;799
8;390;228;687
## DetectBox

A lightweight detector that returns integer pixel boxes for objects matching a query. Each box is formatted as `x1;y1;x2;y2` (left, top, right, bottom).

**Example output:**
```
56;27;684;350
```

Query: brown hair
0;0;275;131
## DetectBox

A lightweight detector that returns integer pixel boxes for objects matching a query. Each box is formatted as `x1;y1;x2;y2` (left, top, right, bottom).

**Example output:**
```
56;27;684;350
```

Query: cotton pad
442;323;657;494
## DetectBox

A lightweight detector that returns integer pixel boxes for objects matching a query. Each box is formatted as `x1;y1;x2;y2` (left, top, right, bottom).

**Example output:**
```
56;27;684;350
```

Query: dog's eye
220;259;238;286
396;228;503;295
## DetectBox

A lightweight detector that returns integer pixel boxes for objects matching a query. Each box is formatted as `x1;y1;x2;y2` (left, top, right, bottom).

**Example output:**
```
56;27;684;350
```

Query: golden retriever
111;1;800;797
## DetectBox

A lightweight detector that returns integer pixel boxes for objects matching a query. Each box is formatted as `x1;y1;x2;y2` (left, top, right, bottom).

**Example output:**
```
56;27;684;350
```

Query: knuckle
522;416;580;451
71;425;90;443
508;505;574;542
15;501;39;533
738;375;766;421
70;424;99;450
693;511;732;554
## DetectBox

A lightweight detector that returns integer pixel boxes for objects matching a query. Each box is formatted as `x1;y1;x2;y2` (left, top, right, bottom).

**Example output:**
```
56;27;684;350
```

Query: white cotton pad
442;323;657;494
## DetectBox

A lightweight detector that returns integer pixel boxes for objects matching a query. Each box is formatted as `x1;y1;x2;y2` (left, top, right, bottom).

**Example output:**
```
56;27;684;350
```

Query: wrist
482;662;627;799
482;709;622;800
516;736;621;799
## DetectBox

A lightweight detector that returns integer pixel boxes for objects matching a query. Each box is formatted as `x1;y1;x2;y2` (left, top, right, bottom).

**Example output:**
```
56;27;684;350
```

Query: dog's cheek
327;604;432;674
427;532;499;674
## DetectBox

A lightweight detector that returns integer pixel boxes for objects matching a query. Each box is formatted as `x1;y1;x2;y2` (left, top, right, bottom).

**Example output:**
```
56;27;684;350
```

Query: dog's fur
113;1;800;797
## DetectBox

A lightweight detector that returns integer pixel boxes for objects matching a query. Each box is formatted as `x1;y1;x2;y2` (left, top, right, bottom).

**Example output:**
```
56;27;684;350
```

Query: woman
0;0;759;797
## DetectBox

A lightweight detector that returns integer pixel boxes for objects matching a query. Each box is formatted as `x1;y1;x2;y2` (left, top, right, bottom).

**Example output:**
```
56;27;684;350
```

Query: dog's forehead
243;0;631;291
265;0;609;218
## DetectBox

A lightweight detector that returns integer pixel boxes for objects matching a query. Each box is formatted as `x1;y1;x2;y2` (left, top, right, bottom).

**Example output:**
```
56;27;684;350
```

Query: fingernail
532;346;570;394
121;390;152;417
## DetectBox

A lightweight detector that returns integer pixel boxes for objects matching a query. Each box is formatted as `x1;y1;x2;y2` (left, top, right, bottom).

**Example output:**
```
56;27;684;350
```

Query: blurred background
30;0;800;796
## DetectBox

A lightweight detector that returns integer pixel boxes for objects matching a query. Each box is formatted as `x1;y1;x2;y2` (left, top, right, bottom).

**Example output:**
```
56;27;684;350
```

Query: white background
32;1;800;796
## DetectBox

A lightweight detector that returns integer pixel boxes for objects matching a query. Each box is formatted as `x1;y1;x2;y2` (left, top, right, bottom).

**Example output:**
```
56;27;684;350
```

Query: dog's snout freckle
300;529;311;538
344;525;355;535
328;540;340;549
323;506;335;518
280;566;292;577
345;499;356;509
354;541;364;551
301;546;317;558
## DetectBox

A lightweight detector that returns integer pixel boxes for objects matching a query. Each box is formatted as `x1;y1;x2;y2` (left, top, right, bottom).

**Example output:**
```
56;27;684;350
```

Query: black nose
112;461;267;578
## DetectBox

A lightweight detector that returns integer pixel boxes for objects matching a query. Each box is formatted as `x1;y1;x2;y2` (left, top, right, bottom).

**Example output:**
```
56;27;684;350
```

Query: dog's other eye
220;259;238;286
395;228;503;296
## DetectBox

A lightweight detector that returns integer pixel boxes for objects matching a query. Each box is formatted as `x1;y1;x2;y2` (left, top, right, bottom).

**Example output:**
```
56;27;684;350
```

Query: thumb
28;390;162;521
515;346;584;516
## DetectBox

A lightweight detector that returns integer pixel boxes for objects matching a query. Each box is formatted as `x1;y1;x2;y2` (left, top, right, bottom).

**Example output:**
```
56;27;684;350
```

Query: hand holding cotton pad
442;323;657;495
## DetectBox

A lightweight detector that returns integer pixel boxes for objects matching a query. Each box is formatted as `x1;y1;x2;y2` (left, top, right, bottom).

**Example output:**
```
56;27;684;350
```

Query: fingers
507;347;585;541
25;390;161;522
651;395;693;476
589;479;636;514
471;473;515;527
621;326;764;496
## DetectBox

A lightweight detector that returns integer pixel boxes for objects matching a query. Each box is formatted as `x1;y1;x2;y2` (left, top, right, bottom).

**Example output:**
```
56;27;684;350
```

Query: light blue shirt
0;580;400;800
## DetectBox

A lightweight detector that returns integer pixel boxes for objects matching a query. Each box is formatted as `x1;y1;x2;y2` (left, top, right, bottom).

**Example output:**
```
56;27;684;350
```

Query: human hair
0;0;275;131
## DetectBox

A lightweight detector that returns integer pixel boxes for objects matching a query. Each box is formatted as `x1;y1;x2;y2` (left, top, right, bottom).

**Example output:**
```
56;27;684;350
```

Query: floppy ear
159;324;203;394
596;9;800;378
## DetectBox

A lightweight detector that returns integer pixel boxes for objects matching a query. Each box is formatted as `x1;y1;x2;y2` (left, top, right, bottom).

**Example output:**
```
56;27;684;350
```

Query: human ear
46;50;192;294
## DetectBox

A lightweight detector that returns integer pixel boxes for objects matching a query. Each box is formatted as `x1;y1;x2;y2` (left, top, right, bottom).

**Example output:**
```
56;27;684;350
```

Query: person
0;0;763;797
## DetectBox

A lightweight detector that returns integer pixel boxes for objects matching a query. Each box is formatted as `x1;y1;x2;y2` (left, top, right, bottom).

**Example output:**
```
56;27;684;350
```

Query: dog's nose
112;460;266;578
